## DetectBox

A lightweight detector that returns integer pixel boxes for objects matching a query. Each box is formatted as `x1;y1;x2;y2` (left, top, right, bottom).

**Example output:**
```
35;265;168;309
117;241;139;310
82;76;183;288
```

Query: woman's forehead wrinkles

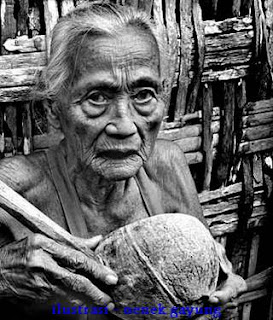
75;32;160;77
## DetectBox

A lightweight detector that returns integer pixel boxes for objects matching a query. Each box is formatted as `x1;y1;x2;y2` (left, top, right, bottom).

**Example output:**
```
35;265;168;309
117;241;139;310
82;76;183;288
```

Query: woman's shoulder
0;151;51;197
146;138;188;171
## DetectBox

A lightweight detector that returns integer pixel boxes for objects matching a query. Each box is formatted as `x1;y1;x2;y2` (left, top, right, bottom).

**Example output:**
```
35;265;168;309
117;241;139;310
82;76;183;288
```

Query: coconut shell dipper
95;213;220;319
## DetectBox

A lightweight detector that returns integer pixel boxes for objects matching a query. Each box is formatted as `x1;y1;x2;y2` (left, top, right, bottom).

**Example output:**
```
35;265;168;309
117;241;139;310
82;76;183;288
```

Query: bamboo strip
208;206;268;236
0;0;16;55
229;78;246;183
60;0;75;16
164;0;178;119
175;0;193;119
0;108;5;157
205;31;253;53
239;137;273;154
0;86;32;102
245;266;273;292
211;0;219;18
0;67;43;87
201;65;249;82
242;232;260;320
241;0;253;14
5;104;17;152
242;123;273;141
239;288;268;304
267;288;273;320
202;84;213;190
33;132;64;150
199;182;242;204
243;98;273;115
28;3;41;37
43;0;59;59
21;103;32;155
215;81;236;187
174;133;219;153
158;121;220;140
204;48;252;69
243;111;273;127
232;0;242;16
17;0;29;35
204;16;252;35
0;52;46;69
185;151;203;165
186;0;205;113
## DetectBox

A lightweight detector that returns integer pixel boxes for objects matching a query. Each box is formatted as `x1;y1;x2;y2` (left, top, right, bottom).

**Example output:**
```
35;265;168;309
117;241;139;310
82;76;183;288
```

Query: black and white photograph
0;0;272;319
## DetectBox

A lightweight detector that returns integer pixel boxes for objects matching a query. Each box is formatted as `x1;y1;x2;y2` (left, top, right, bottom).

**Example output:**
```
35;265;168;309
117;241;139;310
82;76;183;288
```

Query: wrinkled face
59;28;164;180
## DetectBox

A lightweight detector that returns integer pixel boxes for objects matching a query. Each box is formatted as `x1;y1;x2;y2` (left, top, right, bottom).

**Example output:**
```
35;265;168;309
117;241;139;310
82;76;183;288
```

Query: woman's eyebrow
74;76;162;96
129;77;161;91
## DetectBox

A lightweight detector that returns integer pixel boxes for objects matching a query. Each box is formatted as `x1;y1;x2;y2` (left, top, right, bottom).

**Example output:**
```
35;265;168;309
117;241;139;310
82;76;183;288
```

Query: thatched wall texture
0;0;273;319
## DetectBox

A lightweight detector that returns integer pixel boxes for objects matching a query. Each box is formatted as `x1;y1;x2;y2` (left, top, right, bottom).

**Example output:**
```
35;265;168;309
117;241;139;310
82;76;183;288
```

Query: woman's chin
94;157;143;181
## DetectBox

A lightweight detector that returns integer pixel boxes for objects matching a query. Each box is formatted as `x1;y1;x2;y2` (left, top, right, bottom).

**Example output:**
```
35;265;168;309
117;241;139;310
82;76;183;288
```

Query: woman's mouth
99;150;138;160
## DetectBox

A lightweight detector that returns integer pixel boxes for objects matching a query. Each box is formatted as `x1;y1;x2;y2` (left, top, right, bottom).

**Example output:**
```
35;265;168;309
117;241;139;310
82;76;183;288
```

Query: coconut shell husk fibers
95;214;220;319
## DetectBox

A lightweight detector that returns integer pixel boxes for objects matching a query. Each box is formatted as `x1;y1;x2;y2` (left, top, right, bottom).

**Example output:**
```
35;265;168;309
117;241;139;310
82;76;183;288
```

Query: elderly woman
0;2;246;320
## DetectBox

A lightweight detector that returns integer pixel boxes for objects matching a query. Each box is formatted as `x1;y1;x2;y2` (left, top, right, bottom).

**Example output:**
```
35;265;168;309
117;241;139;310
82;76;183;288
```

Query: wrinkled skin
0;234;117;308
57;29;164;182
0;26;246;318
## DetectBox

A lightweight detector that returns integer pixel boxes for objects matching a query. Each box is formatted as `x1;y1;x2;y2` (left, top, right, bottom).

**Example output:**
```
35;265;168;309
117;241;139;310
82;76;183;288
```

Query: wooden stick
43;0;59;59
245;266;273;292
0;0;17;55
242;232;260;320
17;0;29;35
202;83;214;190
232;0;242;16
175;0;193;119
243;111;273;127
242;123;273;141
215;81;236;187
60;0;75;16
239;137;273;154
243;98;273;115
0;179;99;260
21;102;32;155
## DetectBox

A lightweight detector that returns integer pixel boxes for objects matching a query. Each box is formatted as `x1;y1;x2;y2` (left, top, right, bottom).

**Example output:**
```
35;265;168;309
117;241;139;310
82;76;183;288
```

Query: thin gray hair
35;1;165;104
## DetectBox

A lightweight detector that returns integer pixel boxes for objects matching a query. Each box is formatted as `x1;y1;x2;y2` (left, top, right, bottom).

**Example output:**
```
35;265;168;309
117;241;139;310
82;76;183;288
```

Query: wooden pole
175;0;193;120
0;0;16;55
60;0;75;16
43;0;59;60
163;0;178;121
215;81;236;187
21;103;32;155
232;0;242;17
17;0;29;35
202;83;213;190
186;0;205;114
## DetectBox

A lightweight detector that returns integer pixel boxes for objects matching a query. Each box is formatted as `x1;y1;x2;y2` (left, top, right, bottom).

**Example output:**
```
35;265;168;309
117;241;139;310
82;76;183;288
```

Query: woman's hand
0;233;118;309
208;241;247;306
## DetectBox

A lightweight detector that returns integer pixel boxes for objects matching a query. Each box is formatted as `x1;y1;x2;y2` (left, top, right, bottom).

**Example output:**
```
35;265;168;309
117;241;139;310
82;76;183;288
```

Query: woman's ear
44;100;61;129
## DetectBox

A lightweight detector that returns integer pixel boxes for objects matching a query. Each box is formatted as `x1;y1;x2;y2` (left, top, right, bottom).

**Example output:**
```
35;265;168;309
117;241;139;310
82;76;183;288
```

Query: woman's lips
99;150;138;160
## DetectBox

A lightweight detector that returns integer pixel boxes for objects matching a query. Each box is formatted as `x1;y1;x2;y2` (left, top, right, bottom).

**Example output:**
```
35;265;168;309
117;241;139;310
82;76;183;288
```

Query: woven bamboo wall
0;0;273;319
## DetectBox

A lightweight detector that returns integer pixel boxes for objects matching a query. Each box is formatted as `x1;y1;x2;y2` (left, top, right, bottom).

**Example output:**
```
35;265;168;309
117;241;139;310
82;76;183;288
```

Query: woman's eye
87;91;108;105
133;89;155;104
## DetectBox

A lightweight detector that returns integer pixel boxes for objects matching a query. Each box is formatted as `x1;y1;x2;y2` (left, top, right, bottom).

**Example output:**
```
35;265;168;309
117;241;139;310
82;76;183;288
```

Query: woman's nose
105;99;137;137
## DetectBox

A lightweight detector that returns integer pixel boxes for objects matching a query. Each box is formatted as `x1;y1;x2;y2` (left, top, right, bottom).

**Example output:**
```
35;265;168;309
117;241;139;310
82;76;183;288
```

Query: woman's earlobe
44;100;61;129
